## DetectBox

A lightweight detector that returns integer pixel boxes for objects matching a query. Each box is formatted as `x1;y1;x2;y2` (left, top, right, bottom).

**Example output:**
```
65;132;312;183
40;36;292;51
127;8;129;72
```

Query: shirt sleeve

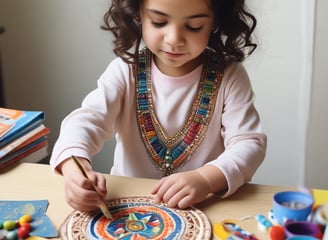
49;57;131;171
206;63;267;197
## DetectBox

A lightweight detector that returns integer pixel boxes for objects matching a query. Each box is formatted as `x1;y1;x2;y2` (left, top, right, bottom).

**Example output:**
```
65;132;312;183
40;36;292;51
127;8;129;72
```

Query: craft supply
71;155;113;220
284;221;322;239
213;220;259;240
287;237;321;240
255;213;273;231
273;191;313;225
59;196;211;240
312;189;328;207
213;222;232;239
313;202;328;226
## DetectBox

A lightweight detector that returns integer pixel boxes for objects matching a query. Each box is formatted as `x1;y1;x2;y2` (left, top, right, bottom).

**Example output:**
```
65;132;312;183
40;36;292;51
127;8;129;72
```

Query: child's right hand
59;157;107;212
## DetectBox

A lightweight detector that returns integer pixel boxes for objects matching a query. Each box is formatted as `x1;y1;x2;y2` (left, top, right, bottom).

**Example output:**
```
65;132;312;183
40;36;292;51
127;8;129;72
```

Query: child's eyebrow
147;9;210;19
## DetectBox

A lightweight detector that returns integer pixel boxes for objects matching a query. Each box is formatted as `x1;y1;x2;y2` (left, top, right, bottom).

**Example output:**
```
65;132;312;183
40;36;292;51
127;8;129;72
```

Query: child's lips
163;50;185;58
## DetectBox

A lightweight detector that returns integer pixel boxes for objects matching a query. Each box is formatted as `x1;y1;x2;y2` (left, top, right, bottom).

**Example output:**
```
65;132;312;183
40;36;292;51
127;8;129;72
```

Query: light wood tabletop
0;162;295;239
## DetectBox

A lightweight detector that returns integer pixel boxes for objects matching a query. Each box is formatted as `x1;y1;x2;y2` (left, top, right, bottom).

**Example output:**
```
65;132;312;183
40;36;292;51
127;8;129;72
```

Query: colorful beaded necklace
136;48;223;176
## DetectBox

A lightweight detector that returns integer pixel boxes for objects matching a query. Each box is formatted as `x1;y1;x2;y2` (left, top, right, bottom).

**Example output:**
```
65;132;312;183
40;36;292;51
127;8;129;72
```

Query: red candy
269;225;285;240
20;222;32;231
17;219;33;238
17;225;30;238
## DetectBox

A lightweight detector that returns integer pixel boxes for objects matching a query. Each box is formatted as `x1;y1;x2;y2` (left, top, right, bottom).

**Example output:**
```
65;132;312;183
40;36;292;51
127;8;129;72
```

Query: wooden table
0;162;294;239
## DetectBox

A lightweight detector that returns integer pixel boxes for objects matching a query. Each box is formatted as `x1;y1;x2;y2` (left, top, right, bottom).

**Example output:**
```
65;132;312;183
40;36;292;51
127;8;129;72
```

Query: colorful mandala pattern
87;202;184;239
59;196;212;240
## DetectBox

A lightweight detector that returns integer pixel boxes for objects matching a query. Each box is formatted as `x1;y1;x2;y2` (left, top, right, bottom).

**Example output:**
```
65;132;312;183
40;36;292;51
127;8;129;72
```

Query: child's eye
151;21;167;28
186;25;202;32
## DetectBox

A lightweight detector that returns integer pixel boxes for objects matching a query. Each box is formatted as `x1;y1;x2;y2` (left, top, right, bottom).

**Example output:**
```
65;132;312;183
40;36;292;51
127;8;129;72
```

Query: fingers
165;188;190;209
151;171;210;209
84;170;107;198
151;175;190;208
63;167;107;211
65;184;100;211
162;183;198;209
176;195;194;209
74;157;108;197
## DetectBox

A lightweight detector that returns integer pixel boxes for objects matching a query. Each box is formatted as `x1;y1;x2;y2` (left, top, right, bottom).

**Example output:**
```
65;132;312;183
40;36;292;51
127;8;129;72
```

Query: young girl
50;0;267;212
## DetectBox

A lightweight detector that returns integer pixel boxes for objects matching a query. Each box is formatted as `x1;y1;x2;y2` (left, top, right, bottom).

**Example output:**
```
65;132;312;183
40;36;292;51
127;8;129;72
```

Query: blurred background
0;0;327;189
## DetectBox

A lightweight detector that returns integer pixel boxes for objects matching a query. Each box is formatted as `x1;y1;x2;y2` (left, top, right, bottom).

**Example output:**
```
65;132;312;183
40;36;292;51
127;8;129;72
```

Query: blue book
0;108;45;148
0;136;48;168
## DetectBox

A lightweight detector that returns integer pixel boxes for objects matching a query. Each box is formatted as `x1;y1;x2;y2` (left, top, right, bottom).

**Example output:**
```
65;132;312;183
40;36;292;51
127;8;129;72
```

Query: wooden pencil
71;155;113;220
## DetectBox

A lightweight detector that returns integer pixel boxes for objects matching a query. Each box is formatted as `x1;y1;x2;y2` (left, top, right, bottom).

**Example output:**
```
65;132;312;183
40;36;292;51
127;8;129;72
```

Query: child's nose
164;26;184;47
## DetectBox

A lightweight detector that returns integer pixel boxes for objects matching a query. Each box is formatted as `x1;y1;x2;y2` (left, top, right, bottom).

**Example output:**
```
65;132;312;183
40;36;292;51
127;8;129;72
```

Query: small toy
255;214;273;231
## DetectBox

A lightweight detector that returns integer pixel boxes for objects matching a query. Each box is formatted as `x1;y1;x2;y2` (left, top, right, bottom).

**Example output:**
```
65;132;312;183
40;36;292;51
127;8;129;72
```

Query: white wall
246;0;315;187
0;0;326;189
0;0;116;172
306;0;328;190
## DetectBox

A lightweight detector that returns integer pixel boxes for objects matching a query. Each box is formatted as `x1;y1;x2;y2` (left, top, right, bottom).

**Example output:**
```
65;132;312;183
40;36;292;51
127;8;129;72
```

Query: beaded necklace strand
136;48;222;176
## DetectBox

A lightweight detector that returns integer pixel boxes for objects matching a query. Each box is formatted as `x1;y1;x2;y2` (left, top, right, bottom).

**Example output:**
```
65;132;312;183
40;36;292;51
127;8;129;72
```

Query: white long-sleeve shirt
50;55;267;197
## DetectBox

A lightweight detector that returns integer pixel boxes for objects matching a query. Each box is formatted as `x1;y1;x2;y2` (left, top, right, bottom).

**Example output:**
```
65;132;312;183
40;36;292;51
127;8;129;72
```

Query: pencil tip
104;211;113;220
99;202;113;220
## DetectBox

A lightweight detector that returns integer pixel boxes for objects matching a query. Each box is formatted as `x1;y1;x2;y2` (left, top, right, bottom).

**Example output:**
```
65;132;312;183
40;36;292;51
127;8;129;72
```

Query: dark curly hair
101;0;257;68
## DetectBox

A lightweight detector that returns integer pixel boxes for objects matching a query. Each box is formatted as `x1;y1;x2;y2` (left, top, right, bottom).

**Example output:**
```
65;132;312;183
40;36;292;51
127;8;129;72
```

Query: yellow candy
3;220;16;230
19;214;33;225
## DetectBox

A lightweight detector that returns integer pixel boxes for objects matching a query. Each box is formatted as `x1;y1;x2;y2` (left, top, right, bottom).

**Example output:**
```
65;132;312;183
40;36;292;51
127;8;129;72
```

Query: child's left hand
151;170;211;209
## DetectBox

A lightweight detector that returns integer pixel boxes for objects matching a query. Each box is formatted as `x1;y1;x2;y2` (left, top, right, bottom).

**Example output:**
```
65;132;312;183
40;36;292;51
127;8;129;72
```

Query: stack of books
0;107;50;170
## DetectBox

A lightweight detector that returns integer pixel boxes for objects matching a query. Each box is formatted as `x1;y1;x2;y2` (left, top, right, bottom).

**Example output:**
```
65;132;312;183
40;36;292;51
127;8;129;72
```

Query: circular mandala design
59;196;212;240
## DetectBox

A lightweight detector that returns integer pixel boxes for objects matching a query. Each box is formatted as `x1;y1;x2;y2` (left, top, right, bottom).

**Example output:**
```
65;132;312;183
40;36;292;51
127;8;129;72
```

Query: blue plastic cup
273;191;313;225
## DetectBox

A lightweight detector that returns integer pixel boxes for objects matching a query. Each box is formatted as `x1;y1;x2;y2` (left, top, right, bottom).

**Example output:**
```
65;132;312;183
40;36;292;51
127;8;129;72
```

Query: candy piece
18;225;31;238
269;225;285;240
6;230;18;240
19;214;33;225
20;222;32;232
3;220;17;231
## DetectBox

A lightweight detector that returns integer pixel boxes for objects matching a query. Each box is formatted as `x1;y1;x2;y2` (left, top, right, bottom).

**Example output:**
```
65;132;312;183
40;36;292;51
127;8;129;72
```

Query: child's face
140;0;215;76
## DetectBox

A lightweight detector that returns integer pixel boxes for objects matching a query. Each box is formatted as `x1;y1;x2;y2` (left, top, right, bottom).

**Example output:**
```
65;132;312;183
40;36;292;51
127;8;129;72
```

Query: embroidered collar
136;48;222;176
